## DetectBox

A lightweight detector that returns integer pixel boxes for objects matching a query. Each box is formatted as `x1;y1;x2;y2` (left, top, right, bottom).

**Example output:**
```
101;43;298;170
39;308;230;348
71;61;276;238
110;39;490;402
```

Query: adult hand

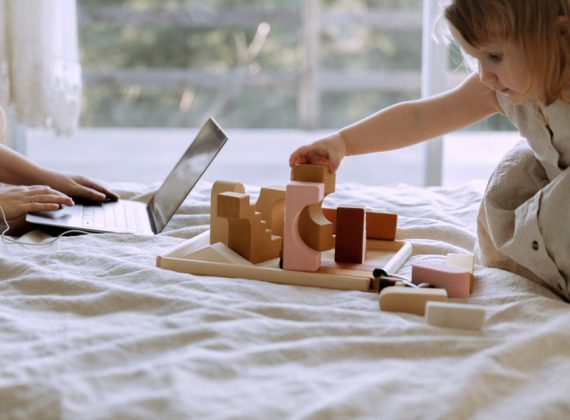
0;185;73;221
45;172;119;202
289;132;348;173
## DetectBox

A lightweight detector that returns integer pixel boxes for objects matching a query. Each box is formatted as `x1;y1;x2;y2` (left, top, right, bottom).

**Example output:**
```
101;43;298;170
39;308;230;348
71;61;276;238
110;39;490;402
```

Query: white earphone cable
0;205;90;246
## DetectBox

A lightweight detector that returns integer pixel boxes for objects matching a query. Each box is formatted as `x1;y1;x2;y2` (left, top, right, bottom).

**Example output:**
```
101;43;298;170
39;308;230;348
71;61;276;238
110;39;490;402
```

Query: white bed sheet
1;180;569;419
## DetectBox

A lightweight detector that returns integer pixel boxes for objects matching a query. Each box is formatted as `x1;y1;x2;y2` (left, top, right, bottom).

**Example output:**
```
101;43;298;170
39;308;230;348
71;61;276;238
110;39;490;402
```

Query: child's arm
290;73;502;172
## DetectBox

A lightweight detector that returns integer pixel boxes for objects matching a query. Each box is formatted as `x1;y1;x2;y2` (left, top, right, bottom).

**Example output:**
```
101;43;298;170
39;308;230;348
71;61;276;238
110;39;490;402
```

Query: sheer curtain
0;0;82;136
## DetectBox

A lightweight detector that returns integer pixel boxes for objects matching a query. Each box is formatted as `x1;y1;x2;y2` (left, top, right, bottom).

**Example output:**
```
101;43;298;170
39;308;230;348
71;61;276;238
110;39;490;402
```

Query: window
26;0;518;186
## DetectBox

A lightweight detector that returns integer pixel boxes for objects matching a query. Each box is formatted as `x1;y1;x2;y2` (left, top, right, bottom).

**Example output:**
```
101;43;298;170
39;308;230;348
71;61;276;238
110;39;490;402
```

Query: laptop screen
148;118;228;233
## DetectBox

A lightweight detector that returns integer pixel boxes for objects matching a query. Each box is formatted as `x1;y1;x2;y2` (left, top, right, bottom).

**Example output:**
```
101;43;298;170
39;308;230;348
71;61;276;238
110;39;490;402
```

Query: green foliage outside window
78;0;513;130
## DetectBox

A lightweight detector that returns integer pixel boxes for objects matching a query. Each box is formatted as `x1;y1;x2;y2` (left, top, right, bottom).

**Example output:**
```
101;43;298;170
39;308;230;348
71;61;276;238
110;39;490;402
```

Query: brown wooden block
366;211;398;241
255;186;286;236
210;181;245;245
322;207;397;240
217;191;282;264
334;205;366;264
291;164;336;196
298;202;334;251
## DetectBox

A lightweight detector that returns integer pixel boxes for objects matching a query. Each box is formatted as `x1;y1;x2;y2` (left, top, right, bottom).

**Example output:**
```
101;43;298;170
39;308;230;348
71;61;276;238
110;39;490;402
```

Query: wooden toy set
157;163;484;329
158;163;410;292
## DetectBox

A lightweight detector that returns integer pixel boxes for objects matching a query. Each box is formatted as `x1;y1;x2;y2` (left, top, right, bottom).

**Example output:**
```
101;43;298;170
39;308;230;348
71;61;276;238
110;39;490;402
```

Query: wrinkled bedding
1;180;569;420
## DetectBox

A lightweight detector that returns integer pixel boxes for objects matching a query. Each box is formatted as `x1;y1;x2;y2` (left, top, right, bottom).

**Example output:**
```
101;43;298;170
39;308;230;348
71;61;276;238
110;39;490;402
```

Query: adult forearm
0;145;50;185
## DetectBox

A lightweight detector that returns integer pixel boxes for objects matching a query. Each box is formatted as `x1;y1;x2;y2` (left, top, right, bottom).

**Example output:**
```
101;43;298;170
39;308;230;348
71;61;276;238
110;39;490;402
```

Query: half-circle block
291;164;335;196
283;181;324;272
334;205;366;264
411;262;471;298
322;207;337;234
217;191;282;264
210;180;245;245
298;203;334;251
255;186;286;237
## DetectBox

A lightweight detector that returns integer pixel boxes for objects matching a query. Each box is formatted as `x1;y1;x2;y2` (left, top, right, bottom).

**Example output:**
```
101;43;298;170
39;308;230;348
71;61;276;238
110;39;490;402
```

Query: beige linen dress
476;92;570;301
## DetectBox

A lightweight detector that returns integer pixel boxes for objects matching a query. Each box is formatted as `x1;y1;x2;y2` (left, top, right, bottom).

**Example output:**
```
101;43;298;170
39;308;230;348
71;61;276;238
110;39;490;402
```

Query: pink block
412;263;471;298
283;181;324;272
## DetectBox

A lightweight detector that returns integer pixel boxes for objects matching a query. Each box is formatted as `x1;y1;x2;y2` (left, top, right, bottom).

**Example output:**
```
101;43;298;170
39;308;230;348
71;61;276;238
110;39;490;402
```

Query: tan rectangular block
366;211;397;241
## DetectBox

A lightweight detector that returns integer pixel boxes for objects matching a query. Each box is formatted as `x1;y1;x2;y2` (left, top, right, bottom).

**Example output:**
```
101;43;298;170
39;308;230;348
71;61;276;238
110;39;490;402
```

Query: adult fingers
78;178;119;201
24;202;62;213
70;176;119;201
24;186;73;206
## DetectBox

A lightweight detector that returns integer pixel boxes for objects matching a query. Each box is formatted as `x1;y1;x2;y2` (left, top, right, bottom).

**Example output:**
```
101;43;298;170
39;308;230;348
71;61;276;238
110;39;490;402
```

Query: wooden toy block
255;186;286;237
334;205;366;264
366;211;398;241
322;207;397;240
379;287;448;316
291;164;336;196
425;301;485;330
210;180;245;245
412;262;471;298
298;203;334;251
185;242;254;266
217;192;251;218
320;261;377;273
446;252;475;293
217;191;282;264
322;207;337;234
283;181;324;272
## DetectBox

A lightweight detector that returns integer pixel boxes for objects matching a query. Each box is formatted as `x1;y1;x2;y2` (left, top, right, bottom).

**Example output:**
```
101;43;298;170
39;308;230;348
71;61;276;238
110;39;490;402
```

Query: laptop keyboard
81;201;146;234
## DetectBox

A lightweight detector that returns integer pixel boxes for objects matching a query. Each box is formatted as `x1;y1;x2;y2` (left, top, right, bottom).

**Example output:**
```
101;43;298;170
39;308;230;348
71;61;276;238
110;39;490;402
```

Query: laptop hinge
146;203;159;234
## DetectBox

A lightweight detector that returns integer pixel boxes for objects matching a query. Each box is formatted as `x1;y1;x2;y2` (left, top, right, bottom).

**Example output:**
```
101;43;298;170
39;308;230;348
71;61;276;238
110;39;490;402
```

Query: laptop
26;117;228;235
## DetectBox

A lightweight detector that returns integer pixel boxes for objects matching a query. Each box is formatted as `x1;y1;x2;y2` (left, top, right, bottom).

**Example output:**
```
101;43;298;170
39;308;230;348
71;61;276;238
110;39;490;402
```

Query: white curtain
0;0;82;136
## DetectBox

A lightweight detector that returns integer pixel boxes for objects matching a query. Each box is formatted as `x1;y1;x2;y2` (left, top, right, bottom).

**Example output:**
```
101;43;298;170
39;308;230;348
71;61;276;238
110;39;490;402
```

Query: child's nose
478;64;496;84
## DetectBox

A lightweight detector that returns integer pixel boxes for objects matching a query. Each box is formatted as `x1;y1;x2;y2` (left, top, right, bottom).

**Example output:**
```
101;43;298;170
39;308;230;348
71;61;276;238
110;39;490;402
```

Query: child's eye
488;53;503;62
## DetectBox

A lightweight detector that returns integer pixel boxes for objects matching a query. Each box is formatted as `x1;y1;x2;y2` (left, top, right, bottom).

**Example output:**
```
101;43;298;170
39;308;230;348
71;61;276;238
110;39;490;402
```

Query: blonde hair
444;0;570;105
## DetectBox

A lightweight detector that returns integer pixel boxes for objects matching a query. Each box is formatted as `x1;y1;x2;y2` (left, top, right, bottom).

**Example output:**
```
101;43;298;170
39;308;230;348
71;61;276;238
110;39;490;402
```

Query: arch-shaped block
283;181;324;272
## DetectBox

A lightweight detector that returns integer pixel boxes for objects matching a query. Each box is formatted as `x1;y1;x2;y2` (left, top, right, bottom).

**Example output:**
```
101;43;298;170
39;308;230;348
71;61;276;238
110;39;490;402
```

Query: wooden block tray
157;230;412;292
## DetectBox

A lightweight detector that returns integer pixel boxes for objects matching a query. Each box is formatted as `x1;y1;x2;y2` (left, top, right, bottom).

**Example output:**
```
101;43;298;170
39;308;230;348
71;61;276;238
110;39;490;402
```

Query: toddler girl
289;0;570;301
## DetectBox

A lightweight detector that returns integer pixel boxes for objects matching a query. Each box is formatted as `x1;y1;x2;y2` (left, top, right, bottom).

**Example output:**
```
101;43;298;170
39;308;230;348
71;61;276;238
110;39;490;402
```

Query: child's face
454;32;532;105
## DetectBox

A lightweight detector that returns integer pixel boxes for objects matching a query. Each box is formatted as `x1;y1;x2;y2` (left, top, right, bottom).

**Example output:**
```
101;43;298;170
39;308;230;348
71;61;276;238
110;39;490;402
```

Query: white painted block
425;301;485;330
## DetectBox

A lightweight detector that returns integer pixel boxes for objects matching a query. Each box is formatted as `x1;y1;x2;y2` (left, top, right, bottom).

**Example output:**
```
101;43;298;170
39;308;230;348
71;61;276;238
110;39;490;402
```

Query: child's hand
45;172;120;203
289;132;347;173
0;185;73;220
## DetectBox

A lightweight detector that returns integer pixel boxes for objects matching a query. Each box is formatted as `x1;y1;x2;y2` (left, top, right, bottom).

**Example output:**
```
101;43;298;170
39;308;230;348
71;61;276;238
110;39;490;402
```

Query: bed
1;179;569;419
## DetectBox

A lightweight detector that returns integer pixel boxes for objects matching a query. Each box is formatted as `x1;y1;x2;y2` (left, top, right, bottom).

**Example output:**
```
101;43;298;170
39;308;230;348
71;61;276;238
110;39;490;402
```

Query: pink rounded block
412;262;471;298
283;181;324;272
